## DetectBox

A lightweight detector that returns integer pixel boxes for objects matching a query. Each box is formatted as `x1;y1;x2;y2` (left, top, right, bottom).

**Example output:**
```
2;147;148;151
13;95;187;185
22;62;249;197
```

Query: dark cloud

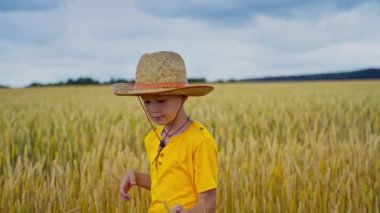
136;0;377;22
0;0;64;12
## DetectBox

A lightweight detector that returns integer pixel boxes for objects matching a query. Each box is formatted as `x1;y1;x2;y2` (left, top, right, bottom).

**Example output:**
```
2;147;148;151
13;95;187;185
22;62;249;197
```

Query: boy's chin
151;117;169;126
153;120;168;126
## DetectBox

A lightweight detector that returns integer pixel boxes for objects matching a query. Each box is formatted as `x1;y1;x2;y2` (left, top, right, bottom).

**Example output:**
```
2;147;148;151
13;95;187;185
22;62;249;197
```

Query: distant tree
66;77;100;85
188;78;207;83
27;82;45;87
242;68;380;82
103;78;134;84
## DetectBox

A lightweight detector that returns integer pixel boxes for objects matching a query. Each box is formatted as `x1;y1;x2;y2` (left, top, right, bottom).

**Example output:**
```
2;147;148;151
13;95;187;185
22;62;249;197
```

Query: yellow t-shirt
144;121;218;213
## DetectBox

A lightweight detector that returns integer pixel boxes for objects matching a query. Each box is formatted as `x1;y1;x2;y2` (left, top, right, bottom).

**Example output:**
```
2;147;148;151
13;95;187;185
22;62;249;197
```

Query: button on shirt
144;121;219;213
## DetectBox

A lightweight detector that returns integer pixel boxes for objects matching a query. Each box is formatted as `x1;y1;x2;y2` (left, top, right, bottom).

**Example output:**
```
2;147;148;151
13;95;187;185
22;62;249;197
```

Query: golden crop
0;81;379;212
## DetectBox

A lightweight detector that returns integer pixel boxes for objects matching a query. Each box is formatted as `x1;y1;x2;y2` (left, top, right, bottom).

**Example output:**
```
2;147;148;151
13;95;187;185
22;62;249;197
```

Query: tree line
26;77;207;88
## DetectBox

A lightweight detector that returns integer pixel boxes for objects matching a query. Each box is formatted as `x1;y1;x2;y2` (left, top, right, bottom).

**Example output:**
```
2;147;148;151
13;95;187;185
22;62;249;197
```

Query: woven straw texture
112;51;213;96
136;51;187;84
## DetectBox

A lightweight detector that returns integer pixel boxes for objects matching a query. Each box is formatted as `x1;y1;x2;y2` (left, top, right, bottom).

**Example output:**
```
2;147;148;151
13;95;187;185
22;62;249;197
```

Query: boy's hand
120;170;136;201
171;205;187;213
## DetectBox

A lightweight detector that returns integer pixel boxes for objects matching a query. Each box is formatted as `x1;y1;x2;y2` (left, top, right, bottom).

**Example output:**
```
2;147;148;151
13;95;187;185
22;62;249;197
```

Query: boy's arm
172;189;216;213
120;170;151;201
135;171;151;189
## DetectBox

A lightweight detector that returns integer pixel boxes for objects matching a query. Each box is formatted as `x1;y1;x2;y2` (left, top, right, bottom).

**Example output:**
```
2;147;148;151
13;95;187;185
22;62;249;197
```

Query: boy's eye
144;101;150;105
158;100;166;103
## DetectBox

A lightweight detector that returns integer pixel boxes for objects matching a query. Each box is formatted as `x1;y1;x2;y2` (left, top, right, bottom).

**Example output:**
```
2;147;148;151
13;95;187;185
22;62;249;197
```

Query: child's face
141;95;186;126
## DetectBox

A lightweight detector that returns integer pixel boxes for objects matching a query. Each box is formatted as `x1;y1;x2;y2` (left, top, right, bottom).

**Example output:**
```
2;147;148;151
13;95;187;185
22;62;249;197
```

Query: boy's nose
148;103;160;112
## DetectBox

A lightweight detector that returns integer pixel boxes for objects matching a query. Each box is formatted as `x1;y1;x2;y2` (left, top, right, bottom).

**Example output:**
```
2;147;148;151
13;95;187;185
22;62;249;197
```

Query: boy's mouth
152;116;164;121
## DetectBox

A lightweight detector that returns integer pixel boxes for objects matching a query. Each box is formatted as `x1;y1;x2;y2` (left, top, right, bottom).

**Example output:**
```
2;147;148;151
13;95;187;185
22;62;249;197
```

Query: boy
112;51;218;212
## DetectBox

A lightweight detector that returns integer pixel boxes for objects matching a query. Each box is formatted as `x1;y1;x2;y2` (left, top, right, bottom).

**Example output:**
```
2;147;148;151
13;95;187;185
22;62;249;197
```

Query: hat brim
111;83;214;96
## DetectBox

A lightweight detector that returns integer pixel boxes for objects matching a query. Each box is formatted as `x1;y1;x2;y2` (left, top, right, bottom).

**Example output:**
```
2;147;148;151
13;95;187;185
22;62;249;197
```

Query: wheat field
0;81;379;212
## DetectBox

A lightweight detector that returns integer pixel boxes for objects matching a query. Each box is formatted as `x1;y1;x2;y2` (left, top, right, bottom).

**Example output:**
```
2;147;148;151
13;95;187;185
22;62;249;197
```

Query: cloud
247;3;380;51
0;12;66;46
0;0;379;87
135;0;377;22
238;3;380;76
0;0;64;12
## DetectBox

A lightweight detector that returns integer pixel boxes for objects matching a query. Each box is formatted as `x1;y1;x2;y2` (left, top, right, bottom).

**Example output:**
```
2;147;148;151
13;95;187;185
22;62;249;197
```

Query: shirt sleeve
193;136;219;193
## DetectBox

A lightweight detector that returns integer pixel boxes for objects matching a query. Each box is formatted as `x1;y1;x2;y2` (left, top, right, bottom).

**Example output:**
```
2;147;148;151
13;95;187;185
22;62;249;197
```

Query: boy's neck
164;111;190;136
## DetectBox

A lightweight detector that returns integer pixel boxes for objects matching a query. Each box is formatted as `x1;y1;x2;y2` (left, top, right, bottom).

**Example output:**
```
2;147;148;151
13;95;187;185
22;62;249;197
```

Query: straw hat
111;51;214;96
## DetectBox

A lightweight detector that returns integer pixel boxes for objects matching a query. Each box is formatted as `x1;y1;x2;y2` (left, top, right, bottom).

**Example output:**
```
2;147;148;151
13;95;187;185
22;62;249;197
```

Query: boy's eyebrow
141;95;169;101
157;96;168;99
154;95;169;98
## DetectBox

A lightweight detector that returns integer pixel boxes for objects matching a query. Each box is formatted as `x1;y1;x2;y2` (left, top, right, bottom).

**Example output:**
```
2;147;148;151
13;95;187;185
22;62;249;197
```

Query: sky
1;0;380;87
